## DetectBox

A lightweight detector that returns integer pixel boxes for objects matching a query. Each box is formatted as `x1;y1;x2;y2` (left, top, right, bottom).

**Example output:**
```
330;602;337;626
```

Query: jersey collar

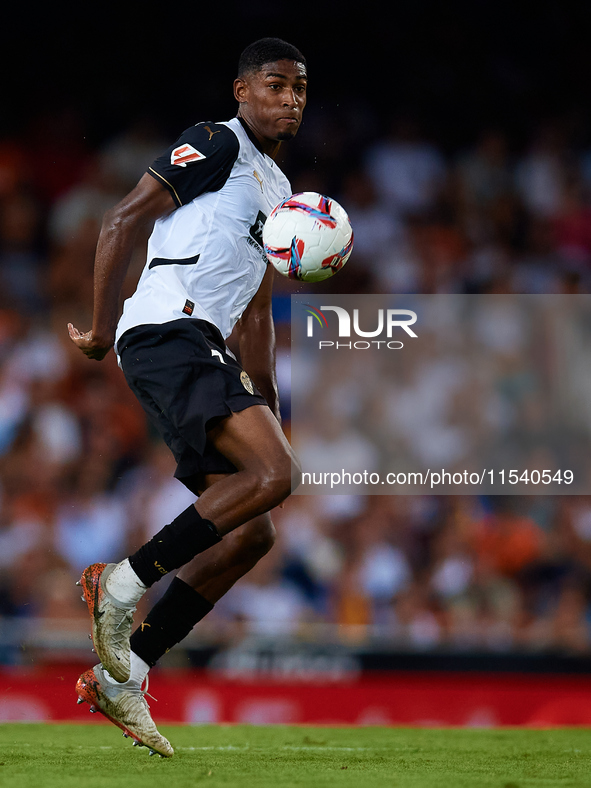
237;115;267;156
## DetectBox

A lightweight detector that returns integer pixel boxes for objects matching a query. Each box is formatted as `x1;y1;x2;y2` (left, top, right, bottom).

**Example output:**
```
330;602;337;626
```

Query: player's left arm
234;264;280;422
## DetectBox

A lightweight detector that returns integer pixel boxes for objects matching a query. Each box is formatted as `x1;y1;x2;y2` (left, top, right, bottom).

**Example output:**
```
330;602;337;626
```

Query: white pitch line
176;745;389;752
282;746;385;752
177;746;250;751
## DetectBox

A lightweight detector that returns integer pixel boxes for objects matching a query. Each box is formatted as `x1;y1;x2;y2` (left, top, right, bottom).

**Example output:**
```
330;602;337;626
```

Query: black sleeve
147;122;239;208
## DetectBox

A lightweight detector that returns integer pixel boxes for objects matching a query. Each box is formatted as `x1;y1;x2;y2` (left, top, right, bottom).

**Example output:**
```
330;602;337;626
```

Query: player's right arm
69;122;239;360
68;174;176;360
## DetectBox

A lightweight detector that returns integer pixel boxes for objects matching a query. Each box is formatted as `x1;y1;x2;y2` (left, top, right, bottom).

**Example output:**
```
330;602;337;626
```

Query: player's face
235;59;308;149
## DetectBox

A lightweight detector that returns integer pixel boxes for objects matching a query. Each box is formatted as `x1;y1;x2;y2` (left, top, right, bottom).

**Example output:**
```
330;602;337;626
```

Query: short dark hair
238;38;307;77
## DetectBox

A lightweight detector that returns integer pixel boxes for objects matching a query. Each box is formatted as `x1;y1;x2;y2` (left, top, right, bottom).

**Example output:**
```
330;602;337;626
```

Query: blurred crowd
2;103;591;662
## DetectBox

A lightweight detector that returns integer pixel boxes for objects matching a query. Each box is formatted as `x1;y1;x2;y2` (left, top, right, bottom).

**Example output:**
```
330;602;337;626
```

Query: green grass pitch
1;724;591;787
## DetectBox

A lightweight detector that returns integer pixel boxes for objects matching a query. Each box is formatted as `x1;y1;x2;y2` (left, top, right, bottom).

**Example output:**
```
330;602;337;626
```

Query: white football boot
78;563;135;683
76;664;173;757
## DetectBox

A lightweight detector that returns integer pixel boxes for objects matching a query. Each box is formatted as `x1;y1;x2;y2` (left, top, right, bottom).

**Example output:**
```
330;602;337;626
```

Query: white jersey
115;117;291;347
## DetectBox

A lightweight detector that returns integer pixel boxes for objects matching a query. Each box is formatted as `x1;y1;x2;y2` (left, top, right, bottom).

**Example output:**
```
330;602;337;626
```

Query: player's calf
129;515;277;671
127;505;222;587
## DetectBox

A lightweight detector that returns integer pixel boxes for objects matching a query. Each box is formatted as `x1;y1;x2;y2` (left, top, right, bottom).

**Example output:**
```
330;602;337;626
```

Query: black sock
130;577;214;667
128;505;221;587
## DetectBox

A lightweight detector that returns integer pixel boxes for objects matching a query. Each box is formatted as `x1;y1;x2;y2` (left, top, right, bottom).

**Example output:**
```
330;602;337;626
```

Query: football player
69;37;307;757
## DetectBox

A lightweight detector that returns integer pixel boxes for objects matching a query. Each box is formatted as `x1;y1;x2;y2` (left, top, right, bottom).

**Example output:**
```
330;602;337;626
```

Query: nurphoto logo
304;304;418;350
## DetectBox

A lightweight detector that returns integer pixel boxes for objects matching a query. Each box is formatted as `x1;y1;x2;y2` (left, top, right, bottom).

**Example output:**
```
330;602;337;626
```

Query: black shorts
117;318;268;494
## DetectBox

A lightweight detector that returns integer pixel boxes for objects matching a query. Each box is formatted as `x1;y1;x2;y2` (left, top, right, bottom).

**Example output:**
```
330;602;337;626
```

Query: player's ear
234;77;249;104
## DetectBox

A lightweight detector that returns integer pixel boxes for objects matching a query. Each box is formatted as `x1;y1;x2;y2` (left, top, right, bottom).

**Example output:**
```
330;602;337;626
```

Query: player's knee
276;447;301;500
238;517;277;561
256;457;293;508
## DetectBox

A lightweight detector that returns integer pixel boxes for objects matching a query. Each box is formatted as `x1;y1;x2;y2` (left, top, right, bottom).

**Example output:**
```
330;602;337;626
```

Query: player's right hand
67;323;113;361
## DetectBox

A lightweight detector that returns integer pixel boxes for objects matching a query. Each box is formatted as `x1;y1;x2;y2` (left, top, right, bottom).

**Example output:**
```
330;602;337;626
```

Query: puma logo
154;561;168;575
140;622;151;632
204;125;221;141
253;170;264;192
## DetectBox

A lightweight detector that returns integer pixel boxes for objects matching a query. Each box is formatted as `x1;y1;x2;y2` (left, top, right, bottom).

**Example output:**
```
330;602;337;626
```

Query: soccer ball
263;192;354;282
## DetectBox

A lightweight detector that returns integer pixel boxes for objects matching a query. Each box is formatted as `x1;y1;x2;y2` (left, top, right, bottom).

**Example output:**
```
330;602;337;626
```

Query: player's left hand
67;323;113;361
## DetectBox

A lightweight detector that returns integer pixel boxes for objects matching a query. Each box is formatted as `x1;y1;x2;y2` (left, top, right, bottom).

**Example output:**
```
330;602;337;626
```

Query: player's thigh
206;404;296;476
